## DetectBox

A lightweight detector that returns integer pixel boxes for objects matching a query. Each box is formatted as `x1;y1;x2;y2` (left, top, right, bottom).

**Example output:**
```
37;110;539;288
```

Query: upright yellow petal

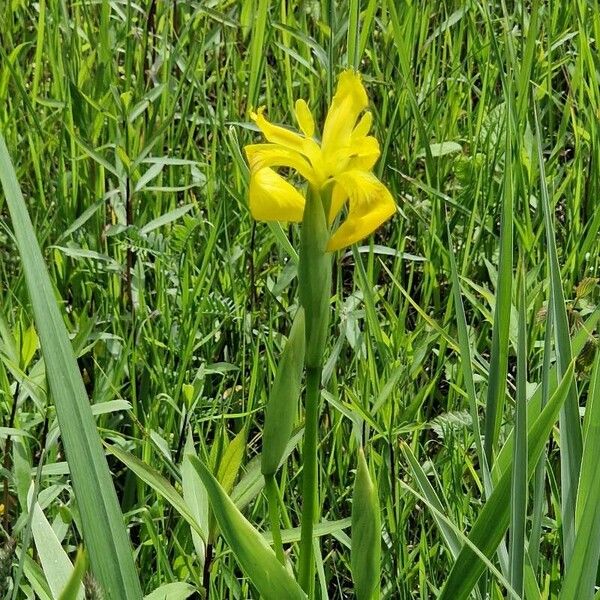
249;168;305;223
346;136;380;171
321;71;368;158
328;182;348;224
351;111;373;140
245;144;318;185
294;99;315;138
327;170;395;251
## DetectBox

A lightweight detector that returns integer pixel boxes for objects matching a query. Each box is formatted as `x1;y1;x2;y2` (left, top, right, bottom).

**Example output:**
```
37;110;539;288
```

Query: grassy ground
2;1;600;598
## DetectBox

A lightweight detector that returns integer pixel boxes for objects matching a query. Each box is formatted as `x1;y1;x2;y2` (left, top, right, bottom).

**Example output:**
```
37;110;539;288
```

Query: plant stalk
297;187;331;596
298;365;322;593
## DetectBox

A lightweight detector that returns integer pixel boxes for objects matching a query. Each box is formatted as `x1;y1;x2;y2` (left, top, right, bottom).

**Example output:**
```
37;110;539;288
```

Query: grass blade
0;134;142;599
188;456;307;600
560;349;600;599
534;104;582;567
107;444;207;541
509;264;528;595
401;442;462;559
483;105;513;465
439;361;575;600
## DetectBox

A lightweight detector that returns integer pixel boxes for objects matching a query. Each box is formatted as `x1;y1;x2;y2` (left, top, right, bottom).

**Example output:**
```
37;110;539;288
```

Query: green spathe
352;448;381;600
189;456;307;600
261;308;306;476
298;187;331;369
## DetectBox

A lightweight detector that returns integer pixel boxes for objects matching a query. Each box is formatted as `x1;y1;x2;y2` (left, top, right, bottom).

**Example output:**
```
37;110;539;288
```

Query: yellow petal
327;170;395;251
251;107;321;162
352;111;373;140
294;99;315;138
249;168;305;223
346;136;380;171
321;71;368;158
245;143;318;185
251;107;306;153
328;181;348;223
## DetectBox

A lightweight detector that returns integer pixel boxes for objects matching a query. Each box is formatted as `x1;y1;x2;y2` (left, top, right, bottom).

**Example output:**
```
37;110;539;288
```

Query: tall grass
1;1;600;598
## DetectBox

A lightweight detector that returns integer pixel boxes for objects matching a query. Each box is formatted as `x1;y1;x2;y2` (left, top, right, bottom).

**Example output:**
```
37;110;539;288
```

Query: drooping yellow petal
327;170;396;251
251;107;306;154
249;168;305;223
321;71;368;159
245;144;318;185
294;99;315;138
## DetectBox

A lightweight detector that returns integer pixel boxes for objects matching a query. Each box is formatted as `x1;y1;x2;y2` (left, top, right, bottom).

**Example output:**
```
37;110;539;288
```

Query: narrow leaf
351;448;381;600
560;349;600;599
182;432;209;569
509;265;528;595
440;362;575;599
217;428;247;495
534;106;582;566
261;308;305;476
188;456;307;600
107;444;207;541
29;492;84;600
0;134;142;599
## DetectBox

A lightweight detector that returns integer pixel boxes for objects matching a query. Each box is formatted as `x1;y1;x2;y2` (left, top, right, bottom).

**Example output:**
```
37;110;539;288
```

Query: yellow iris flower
244;70;396;251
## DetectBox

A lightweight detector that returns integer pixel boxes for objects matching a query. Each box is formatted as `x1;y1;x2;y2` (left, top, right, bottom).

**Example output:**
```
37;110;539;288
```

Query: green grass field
2;1;600;598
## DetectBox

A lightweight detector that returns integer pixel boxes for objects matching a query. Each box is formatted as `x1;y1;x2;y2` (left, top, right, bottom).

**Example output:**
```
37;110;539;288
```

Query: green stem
298;365;322;595
296;187;330;596
265;474;285;565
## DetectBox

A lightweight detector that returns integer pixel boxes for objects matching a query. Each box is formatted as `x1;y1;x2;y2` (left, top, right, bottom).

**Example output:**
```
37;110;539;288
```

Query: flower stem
265;474;285;565
297;187;330;596
298;364;322;595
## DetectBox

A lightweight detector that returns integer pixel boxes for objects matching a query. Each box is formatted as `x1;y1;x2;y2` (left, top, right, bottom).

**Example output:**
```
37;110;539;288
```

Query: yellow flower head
244;71;396;251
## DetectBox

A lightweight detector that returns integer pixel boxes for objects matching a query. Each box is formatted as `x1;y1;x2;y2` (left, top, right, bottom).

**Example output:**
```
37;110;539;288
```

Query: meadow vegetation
1;1;600;598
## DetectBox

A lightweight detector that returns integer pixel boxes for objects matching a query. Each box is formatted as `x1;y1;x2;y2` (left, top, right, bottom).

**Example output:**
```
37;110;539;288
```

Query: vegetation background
1;0;600;598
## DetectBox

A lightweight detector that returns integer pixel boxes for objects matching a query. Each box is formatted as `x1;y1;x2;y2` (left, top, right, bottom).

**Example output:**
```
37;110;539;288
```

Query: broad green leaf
217;428;247;495
20;552;54;600
19;324;38;370
231;428;304;510
139;204;194;234
351;448;381;600
107;444;206;541
439;362;575;599
144;582;196;600
189;456;307;600
263;518;352;545
417;141;463;158
181;432;208;569
0;133;142;600
261;308;305;476
134;162;164;192
29;487;84;600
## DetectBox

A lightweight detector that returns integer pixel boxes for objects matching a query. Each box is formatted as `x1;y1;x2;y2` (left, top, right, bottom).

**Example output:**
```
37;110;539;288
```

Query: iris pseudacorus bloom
244;70;396;251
